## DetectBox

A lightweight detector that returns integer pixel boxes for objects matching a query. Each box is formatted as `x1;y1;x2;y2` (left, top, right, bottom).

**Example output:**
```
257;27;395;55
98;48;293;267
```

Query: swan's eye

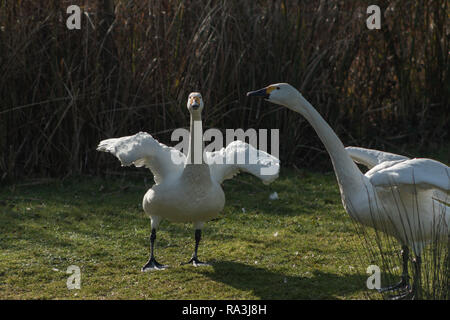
276;87;280;90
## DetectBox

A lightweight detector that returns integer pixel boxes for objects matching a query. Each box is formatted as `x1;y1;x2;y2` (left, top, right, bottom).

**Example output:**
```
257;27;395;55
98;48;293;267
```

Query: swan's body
248;83;449;298
98;92;279;270
348;156;449;253
344;148;449;250
143;166;224;223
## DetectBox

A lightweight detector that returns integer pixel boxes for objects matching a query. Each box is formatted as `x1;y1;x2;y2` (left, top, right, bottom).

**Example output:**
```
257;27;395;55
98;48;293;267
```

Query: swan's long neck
186;112;205;165
183;112;213;186
287;94;368;201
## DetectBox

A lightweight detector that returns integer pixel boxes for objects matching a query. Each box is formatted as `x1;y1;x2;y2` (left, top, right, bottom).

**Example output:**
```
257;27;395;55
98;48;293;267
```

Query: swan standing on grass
345;146;449;296
97;92;280;271
247;83;449;299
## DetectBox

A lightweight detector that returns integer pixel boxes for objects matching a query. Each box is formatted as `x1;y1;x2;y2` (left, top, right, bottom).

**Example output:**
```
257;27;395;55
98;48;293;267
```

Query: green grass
0;169;375;299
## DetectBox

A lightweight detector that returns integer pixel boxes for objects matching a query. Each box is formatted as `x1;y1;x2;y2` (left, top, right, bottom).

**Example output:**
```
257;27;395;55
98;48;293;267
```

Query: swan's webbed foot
377;277;410;294
388;288;415;300
379;281;415;300
379;245;413;299
387;279;419;300
142;257;168;271
181;228;210;267
181;256;210;267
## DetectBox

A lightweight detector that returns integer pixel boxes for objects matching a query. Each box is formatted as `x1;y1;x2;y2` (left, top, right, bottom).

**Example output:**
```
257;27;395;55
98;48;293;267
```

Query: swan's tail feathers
206;140;280;184
97;132;186;184
345;146;409;169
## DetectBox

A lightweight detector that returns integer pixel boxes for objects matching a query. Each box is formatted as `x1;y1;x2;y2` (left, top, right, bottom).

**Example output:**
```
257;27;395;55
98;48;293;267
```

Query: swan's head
247;83;301;108
187;92;204;114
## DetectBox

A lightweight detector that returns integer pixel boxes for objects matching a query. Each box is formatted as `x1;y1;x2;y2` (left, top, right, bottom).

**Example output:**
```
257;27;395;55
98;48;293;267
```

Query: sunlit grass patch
1;169;373;299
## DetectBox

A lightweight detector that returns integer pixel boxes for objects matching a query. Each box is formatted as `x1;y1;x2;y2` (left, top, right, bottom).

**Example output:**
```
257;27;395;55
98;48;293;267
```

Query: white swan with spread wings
98;92;280;271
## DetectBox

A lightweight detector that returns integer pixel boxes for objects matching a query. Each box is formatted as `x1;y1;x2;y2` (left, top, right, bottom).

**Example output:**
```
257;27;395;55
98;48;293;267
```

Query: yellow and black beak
246;86;276;99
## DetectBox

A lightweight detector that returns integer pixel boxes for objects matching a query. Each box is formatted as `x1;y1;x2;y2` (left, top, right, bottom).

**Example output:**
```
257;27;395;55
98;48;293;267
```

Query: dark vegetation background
0;0;448;180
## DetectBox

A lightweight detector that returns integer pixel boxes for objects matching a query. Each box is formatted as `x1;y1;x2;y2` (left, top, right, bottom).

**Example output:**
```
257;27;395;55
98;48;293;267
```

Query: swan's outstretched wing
205;140;280;185
366;158;450;193
367;159;450;236
97;132;186;184
345;146;409;169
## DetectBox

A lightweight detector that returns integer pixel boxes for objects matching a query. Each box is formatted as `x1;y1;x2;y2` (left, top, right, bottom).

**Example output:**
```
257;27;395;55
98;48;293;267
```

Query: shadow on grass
199;260;366;299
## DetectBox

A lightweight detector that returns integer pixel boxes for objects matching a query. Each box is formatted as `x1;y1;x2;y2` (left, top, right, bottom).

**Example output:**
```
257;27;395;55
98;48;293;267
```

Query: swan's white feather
345;146;409;169
97;131;185;185
205;140;280;185
366;158;450;193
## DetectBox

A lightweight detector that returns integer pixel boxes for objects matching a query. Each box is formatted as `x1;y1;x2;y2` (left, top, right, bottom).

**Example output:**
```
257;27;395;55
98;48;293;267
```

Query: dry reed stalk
0;0;448;179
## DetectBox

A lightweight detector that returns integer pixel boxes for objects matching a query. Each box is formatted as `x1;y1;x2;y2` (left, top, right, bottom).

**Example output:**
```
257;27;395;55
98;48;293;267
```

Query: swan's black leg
142;228;167;271
182;229;209;266
410;255;422;299
388;254;422;300
378;246;411;296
